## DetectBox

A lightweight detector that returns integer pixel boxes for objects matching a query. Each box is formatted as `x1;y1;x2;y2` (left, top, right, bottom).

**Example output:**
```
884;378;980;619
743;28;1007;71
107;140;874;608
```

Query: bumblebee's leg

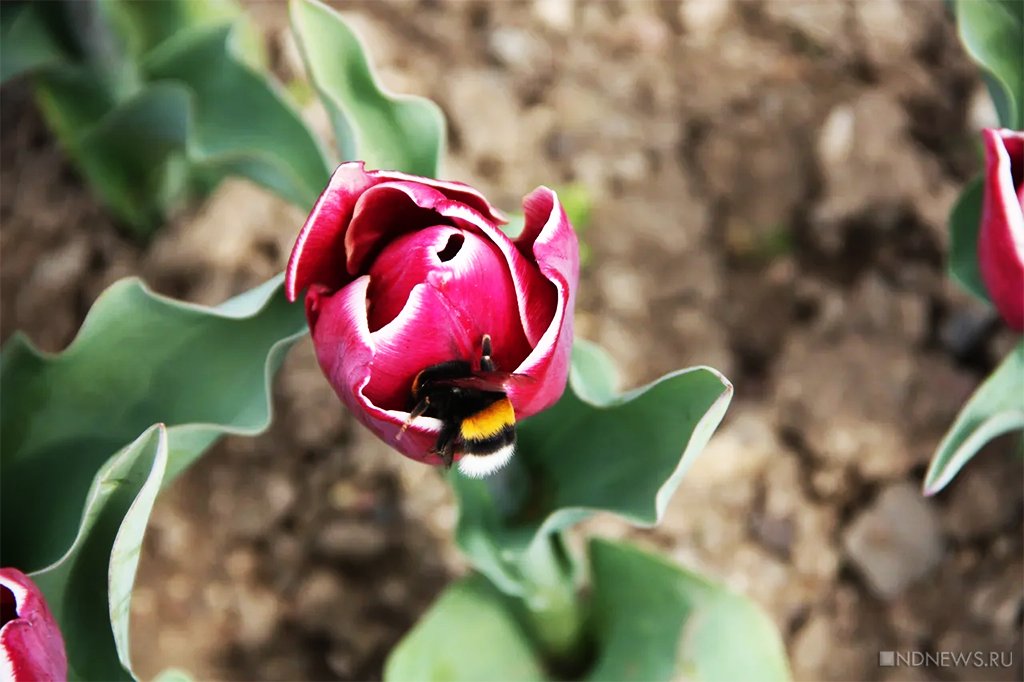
434;421;459;469
398;396;430;440
440;440;455;469
480;334;496;372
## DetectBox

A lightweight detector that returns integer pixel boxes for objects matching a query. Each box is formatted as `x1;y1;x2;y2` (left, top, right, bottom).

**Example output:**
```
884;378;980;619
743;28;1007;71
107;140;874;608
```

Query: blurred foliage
386;539;791;682
947;176;988;302
385;574;548;682
954;0;1024;130
556;183;594;266
1;0;329;235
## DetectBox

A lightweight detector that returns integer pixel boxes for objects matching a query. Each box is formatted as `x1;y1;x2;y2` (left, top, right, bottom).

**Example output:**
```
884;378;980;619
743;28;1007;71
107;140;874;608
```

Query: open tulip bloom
285;162;579;476
0;569;67;682
979;128;1024;331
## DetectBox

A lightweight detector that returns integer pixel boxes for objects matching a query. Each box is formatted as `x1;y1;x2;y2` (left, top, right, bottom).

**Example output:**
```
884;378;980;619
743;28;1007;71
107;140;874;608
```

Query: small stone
532;0;574;32
487;27;551;72
843;483;945;598
817;104;855;166
315;518;390;562
293;569;344;633
680;0;733;38
234;585;281;647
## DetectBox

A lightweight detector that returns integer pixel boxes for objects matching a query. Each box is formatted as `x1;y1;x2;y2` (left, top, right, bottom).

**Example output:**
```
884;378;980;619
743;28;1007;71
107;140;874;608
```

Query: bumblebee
400;335;522;477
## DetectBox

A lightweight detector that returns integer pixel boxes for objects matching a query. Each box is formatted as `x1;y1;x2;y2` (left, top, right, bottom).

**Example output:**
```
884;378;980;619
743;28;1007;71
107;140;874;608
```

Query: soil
2;1;1022;681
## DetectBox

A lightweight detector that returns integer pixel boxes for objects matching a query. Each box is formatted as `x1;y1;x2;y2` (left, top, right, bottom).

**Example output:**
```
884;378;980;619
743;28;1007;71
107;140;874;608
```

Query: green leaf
142;23;330;209
31;425;169;681
956;0;1024;129
948;175;989;302
924;340;1024;495
98;0;249;61
588;539;791;682
451;339;733;595
289;0;446;177
384;574;549;682
0;2;70;83
555;184;594;266
1;274;306;573
65;83;192;234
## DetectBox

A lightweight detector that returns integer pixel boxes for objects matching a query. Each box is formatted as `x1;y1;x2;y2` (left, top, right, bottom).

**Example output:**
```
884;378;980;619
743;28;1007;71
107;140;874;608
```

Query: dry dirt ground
2;1;1022;681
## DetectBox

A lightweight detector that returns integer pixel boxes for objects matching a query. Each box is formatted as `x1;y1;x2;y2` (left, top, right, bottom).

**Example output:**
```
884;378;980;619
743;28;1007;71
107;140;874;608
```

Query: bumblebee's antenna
480;334;496;372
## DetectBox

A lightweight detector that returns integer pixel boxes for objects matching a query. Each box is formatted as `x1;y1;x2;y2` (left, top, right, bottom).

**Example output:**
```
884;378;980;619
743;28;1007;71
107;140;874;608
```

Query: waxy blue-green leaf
451;340;733;595
588;539;791;682
386;539;789;682
2;275;306;679
0;2;69;83
955;0;1024;129
9;0;327;233
31;425;169;681
97;0;259;66
384;574;548;682
924;340;1024;495
948;175;988;302
289;0;446;177
142;23;330;209
47;82;192;232
1;274;306;572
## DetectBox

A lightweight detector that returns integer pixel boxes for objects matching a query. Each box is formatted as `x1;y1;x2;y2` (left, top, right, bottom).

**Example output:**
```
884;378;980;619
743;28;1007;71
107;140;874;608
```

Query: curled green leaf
588;539;791;682
1;275;305;572
955;0;1024;129
451;339;733;595
289;0;446;177
142;23;331;209
384;574;548;682
31;424;168;681
924;340;1024;495
2;275;307;679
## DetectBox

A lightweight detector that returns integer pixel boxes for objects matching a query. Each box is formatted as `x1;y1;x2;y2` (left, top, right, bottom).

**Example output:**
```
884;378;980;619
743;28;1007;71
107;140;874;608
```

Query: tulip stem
517;531;589;674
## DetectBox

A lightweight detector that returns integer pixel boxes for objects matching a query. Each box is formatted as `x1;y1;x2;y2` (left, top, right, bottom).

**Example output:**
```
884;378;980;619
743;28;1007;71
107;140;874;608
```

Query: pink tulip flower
979;128;1024;331
286;162;579;470
1;568;67;681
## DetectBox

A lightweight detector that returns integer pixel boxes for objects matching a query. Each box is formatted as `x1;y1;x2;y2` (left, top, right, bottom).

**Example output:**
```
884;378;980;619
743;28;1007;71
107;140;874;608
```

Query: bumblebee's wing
433;372;536;393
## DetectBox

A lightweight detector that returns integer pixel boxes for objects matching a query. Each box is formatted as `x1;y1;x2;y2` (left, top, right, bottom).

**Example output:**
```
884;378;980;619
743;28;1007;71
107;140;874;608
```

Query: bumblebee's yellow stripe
460;398;515;440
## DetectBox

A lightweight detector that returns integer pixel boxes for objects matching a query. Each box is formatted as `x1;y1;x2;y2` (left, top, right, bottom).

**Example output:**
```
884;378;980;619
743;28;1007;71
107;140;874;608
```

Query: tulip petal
0;568;67;682
368;169;508;225
345;182;456;275
343;180;558;350
367;283;477;411
366;225;532;372
979;128;1024;331
286;162;376;301
308;277;445;464
287;163;509;302
506;187;579;417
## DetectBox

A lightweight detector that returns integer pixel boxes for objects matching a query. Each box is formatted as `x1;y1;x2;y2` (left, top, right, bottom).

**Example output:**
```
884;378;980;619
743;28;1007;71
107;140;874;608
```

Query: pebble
843;483;945;598
315;518;390;561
